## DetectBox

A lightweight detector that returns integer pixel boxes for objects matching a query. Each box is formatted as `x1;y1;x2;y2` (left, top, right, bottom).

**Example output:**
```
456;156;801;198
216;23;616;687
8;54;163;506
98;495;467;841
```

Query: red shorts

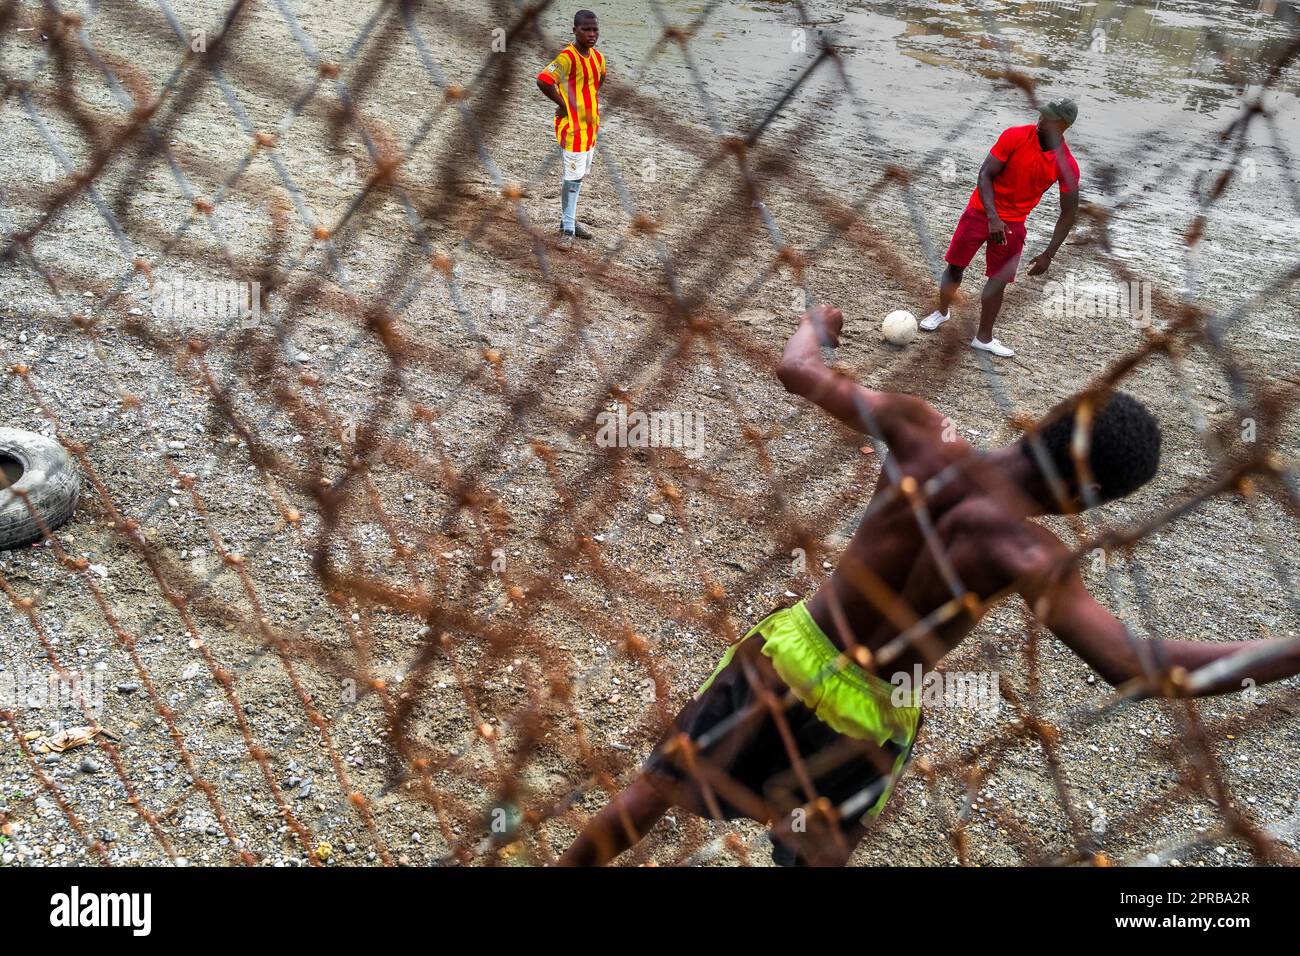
944;205;1027;282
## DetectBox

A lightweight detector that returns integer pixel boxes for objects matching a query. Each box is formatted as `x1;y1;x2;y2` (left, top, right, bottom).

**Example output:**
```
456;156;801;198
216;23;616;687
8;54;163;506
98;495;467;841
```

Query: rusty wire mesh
1;0;1299;867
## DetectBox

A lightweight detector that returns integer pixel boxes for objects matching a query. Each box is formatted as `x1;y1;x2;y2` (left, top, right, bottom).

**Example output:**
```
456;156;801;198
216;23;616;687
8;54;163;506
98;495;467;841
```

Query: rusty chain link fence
1;0;1299;867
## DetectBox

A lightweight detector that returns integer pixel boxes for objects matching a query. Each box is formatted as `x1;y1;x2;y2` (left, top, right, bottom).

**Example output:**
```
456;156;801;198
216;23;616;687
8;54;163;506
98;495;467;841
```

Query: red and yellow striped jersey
538;44;607;152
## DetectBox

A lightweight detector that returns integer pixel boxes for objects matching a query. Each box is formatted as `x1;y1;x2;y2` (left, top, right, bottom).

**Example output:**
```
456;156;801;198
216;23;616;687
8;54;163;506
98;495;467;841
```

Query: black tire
0;428;81;550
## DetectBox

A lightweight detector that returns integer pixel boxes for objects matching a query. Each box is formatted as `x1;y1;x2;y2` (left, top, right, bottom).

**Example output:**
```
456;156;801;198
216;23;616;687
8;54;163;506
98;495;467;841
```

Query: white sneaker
919;309;950;331
970;336;1015;357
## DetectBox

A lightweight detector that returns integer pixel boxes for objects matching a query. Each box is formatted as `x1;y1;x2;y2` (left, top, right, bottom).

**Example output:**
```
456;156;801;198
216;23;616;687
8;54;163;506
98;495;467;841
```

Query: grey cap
1039;98;1078;126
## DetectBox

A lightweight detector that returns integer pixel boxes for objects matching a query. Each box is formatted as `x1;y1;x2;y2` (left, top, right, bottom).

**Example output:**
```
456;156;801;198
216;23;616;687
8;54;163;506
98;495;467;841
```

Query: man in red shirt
920;99;1081;357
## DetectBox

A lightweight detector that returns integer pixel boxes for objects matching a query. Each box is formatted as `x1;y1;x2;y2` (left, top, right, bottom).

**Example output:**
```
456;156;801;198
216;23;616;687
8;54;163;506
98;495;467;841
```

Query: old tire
0;428;80;550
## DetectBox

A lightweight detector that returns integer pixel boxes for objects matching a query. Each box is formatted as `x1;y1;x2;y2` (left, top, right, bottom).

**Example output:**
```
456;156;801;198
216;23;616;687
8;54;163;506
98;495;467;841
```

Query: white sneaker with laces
970;336;1014;357
919;310;950;331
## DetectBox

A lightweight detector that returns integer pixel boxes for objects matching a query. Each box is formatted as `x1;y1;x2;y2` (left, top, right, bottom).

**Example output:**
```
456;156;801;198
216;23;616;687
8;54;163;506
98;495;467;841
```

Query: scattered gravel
0;0;1296;868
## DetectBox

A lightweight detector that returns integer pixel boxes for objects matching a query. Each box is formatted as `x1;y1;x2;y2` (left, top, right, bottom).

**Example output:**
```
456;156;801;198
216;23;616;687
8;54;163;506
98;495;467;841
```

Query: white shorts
562;148;594;182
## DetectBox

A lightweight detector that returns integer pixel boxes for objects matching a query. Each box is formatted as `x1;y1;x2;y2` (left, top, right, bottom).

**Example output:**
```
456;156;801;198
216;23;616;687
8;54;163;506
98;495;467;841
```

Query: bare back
806;396;1062;675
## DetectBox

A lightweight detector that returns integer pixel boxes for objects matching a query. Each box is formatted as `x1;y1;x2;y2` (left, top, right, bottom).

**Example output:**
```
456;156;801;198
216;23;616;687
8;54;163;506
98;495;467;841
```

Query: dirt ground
1;0;1298;867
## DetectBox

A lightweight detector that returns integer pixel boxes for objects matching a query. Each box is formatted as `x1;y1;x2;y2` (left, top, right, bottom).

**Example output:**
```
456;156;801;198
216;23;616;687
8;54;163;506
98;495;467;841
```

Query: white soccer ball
882;309;918;346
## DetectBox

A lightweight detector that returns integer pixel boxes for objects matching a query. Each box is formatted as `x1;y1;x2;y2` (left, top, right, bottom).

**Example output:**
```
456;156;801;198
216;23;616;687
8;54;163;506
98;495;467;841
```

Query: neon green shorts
648;601;922;823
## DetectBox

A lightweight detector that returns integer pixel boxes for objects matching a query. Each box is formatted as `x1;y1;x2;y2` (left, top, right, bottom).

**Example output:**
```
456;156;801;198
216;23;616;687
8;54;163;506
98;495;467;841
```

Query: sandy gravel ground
1;0;1298;867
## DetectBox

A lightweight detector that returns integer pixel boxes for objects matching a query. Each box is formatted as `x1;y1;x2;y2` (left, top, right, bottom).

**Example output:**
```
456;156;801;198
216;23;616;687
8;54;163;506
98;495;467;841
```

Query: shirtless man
558;305;1300;867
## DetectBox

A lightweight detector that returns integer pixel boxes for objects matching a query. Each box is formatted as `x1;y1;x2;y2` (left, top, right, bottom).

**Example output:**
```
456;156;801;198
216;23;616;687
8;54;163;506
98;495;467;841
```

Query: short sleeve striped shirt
539;44;606;152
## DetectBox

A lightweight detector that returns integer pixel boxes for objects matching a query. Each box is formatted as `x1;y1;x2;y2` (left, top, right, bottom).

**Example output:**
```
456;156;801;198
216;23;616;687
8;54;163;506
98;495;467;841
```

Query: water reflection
876;1;1297;115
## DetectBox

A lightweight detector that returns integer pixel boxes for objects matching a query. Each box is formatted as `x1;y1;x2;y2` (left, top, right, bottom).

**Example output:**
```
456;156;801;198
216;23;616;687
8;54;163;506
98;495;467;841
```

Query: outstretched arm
1028;566;1300;696
775;305;935;450
1026;189;1079;277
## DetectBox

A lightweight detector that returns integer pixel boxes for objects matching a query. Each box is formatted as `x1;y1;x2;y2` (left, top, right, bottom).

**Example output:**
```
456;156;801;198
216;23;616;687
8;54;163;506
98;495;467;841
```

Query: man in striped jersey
536;11;607;249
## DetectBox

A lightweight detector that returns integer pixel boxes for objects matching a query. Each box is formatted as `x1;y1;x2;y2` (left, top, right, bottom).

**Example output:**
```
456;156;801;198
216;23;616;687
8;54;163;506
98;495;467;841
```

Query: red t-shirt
969;125;1080;222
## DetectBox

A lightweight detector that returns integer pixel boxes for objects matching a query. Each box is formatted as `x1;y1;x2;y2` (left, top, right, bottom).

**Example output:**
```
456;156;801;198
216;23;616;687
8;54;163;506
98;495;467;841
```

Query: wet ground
0;0;1297;867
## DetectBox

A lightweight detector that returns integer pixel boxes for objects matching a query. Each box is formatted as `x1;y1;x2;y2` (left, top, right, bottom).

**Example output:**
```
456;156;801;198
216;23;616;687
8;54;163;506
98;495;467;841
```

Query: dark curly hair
1020;391;1161;506
574;9;597;25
